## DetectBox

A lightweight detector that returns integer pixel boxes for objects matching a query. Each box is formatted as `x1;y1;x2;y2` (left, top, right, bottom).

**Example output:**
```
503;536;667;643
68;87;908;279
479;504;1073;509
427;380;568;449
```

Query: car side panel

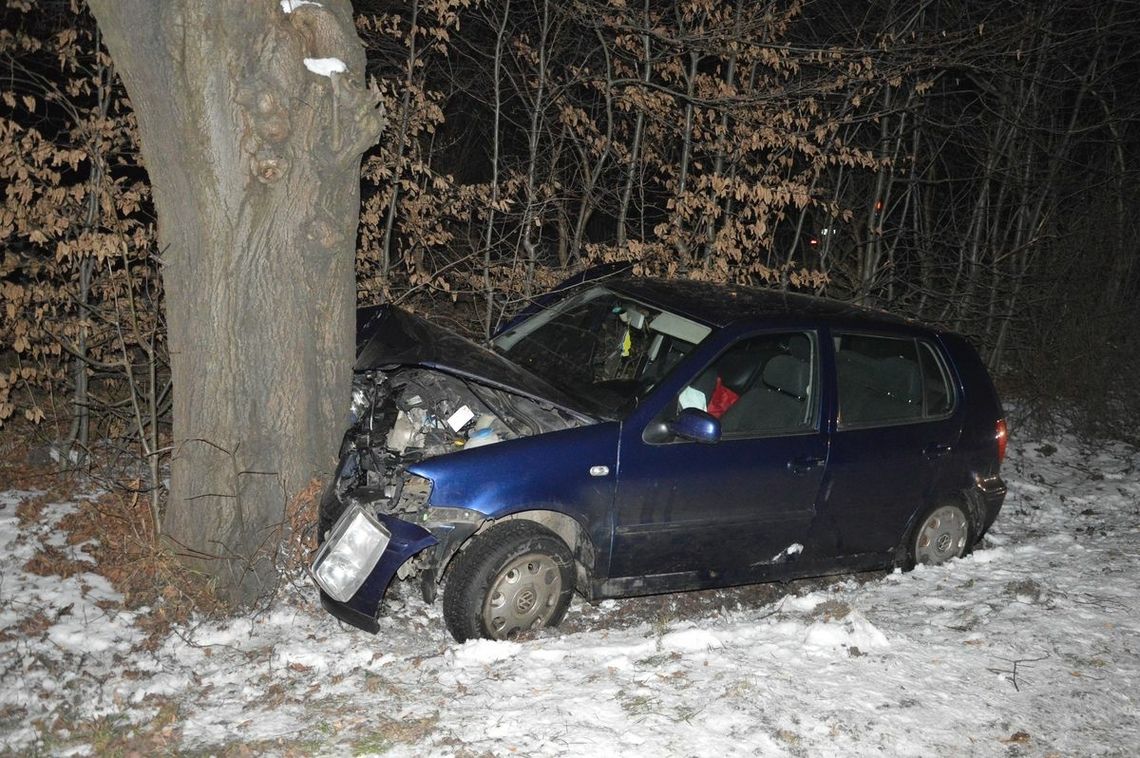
939;333;1005;478
407;422;620;576
935;333;1007;534
813;328;967;558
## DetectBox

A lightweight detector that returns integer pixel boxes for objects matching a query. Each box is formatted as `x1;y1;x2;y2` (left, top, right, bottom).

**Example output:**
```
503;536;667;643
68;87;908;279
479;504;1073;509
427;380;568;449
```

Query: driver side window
679;332;818;437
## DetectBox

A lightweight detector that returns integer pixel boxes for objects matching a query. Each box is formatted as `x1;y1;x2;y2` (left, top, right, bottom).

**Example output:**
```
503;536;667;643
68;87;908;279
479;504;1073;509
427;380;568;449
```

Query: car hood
354;305;598;420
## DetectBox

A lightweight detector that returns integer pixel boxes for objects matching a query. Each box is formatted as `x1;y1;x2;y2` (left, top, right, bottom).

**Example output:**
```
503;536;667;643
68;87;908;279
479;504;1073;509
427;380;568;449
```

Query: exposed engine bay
319;367;587;587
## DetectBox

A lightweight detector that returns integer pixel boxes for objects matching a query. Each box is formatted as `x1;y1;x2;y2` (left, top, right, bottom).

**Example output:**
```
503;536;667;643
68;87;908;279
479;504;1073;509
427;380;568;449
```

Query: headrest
718;350;760;393
763;355;809;399
786;334;811;362
878;356;921;403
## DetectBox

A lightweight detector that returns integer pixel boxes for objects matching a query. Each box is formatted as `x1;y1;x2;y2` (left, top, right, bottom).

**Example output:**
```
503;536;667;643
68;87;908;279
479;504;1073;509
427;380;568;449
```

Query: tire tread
443;520;573;642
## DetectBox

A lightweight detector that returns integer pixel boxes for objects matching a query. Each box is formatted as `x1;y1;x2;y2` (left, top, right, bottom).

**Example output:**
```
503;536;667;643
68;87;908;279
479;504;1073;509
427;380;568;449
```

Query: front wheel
909;503;973;567
443;521;574;643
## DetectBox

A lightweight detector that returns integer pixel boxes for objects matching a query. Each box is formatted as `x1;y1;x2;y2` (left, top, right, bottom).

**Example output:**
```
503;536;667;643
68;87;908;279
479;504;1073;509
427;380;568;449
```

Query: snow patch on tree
280;0;321;13
303;57;346;77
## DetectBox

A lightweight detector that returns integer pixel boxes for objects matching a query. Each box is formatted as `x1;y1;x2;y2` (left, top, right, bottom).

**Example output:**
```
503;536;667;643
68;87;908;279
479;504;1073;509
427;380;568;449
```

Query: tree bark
87;0;385;604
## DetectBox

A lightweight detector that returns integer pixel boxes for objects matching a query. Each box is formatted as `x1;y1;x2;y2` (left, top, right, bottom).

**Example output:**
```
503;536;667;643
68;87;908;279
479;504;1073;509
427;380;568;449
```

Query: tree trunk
88;0;385;604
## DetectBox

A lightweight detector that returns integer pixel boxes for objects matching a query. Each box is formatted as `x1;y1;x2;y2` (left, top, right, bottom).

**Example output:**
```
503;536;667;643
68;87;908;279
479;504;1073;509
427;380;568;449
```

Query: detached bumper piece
973;474;1007;532
315;508;437;634
975;474;1006;502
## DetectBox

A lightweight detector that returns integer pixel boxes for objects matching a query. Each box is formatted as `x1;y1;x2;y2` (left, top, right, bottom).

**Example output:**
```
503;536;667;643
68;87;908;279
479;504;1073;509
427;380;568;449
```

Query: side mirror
670;408;721;444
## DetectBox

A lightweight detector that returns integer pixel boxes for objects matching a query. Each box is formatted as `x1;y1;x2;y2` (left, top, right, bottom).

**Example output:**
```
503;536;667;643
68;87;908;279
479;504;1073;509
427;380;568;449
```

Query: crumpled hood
354;305;596;419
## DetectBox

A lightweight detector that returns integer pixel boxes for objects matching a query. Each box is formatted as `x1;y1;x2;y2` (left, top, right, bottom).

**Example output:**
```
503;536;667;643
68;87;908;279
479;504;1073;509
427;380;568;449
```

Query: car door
608;330;828;585
816;332;963;558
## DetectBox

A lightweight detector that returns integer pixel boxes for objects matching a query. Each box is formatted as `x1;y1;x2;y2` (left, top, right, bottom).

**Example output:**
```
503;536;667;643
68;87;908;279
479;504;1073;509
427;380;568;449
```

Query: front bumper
317;513;437;634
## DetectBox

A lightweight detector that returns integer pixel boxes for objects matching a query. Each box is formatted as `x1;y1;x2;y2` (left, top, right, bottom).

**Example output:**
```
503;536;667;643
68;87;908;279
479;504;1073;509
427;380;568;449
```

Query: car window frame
647;328;824;443
833;331;958;432
492;285;713;417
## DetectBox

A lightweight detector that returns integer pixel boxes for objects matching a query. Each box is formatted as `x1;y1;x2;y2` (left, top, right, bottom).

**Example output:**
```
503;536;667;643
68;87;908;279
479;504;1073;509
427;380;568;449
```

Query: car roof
605;277;920;331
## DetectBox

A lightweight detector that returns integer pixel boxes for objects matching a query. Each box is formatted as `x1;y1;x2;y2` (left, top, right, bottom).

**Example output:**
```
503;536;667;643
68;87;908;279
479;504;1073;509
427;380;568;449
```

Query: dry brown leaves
14;491;50;526
0;609;53;643
3;444;225;647
2;416;333;649
280;476;323;574
56;489;225;646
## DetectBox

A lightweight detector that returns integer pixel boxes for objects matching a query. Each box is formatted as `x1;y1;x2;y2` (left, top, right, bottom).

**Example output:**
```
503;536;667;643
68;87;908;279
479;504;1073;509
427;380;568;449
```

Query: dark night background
2;0;1138;459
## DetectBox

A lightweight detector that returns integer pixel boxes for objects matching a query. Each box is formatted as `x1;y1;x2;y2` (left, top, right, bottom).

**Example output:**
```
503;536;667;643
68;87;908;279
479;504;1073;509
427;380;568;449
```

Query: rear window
835;334;956;428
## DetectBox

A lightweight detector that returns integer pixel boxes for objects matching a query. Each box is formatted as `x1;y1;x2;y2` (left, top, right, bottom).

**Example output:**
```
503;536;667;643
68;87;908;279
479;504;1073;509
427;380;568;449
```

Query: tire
443;521;575;643
908;502;973;568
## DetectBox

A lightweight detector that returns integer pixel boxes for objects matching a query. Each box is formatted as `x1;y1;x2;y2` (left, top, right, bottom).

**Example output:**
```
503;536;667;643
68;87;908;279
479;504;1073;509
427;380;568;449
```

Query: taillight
995;418;1008;465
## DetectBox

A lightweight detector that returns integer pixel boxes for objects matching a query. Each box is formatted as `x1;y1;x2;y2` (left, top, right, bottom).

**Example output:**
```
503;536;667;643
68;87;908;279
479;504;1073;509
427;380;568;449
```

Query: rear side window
835;334;956;428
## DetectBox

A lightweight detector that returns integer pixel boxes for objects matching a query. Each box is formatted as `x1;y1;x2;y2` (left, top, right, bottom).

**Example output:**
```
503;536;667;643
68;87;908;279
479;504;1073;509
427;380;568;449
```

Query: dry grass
2;452;334;652
14;493;51;526
43;697;183;756
22;543;90;579
280;476;322;574
0;609;53;643
0;427;435;755
1;428;226;647
57;489;226;646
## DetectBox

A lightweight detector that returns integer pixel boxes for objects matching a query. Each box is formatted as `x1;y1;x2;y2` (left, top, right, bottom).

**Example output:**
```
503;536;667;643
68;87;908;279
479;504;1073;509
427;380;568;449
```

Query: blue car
313;277;1008;642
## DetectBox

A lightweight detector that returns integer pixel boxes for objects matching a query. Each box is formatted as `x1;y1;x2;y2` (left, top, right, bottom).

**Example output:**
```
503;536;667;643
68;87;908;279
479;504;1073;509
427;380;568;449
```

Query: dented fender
318;515;438;634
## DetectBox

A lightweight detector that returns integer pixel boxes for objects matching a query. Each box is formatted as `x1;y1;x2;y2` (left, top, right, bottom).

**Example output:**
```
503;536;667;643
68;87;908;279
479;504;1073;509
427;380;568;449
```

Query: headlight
312;503;391;602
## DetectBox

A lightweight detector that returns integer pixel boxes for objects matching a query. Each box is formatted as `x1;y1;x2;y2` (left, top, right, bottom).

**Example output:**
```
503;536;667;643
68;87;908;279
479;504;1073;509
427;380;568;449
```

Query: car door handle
787;456;824;475
924;443;952;460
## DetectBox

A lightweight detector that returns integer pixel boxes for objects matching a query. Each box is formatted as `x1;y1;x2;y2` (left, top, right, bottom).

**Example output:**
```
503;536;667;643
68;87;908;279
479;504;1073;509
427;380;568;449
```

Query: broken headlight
312;503;391;602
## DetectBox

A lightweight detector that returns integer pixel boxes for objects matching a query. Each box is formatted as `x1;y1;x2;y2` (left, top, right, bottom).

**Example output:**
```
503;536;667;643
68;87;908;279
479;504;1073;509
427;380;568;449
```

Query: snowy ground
1;432;1138;756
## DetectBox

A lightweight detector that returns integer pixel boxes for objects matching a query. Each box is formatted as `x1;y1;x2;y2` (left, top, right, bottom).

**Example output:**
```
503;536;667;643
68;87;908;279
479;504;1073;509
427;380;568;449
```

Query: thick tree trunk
88;0;385;604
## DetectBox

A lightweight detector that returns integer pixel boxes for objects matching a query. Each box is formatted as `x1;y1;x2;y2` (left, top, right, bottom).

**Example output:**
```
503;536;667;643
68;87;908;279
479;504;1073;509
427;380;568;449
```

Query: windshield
492;287;712;416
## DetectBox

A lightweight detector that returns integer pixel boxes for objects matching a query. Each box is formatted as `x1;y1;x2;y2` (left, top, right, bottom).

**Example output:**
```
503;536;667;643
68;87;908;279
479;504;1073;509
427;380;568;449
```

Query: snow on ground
1;433;1138;756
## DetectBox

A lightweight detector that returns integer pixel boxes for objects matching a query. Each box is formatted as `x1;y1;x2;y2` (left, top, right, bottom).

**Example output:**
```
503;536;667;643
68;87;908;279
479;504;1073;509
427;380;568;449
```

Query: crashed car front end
313;344;589;632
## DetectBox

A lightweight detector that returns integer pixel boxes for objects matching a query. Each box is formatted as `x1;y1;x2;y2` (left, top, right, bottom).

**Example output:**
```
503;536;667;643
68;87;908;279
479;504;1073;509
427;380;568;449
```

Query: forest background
2;0;1138;603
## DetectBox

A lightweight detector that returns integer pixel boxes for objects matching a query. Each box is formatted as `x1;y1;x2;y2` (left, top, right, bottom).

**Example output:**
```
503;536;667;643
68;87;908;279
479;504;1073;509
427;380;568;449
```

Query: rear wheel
443;521;574;643
910;503;972;566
